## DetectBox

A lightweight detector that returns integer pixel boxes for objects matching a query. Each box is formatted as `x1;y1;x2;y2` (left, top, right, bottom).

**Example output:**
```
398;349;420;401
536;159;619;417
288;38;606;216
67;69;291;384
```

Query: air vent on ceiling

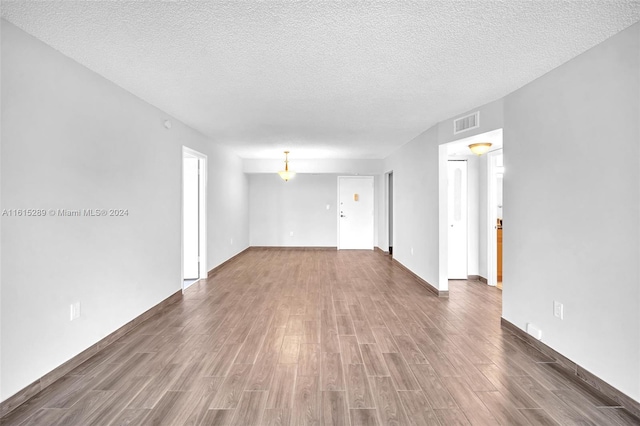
453;111;480;135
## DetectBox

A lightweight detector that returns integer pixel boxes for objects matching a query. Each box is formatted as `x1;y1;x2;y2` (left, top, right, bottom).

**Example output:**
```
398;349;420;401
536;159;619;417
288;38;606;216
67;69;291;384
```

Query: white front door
448;160;467;279
183;156;199;279
338;176;374;250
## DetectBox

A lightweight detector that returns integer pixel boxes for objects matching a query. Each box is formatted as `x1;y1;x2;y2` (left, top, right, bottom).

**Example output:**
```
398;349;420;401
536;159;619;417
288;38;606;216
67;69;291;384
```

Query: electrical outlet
290;231;294;237
326;204;330;210
70;302;81;321
230;238;233;245
553;301;563;319
410;247;414;255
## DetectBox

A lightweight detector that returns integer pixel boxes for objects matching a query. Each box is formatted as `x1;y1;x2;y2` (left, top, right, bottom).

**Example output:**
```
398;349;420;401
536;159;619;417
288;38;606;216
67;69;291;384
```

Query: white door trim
486;149;502;287
438;128;503;292
384;171;394;254
438;145;449;291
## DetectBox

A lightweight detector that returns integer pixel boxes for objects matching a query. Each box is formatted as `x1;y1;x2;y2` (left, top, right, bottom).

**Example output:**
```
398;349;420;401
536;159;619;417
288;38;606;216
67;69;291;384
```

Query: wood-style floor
3;249;639;425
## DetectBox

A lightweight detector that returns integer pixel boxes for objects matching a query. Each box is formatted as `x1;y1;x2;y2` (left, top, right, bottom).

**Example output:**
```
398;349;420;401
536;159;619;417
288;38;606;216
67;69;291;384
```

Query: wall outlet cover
70;302;81;321
553;301;564;319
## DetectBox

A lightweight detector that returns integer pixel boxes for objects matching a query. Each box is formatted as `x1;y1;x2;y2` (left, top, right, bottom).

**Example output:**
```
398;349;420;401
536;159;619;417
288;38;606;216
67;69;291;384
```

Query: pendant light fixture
468;142;492;156
278;151;296;181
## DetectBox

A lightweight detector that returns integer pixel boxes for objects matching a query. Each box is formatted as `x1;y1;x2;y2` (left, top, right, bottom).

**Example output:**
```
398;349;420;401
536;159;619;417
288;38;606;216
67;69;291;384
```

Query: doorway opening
182;147;207;291
337;176;374;250
438;128;503;289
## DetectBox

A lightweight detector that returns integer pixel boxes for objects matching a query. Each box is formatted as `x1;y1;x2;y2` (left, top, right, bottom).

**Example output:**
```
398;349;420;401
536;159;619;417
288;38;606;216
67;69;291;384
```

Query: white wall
383;126;441;289
503;23;640;401
249;174;339;247
379;100;503;292
377;172;389;252
478;154;489;279
376;23;640;400
244;158;382;175
207;147;249;268
0;21;248;401
372;174;381;250
0;19;3;394
465;155;480;276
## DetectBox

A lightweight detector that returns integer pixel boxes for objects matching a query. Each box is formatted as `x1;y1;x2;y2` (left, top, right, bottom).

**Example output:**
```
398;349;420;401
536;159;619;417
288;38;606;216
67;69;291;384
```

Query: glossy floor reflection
2;249;638;425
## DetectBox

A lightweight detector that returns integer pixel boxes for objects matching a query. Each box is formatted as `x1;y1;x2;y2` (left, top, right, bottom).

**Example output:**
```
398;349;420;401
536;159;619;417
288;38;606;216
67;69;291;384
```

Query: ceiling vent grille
453;111;480;135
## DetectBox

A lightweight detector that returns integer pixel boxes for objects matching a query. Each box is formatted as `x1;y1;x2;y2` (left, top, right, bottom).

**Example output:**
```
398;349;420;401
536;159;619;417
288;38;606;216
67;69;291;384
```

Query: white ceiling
2;1;639;159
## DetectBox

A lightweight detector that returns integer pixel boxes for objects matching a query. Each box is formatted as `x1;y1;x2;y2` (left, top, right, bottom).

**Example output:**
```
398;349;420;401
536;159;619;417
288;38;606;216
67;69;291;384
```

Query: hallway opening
438;129;504;287
182;147;208;291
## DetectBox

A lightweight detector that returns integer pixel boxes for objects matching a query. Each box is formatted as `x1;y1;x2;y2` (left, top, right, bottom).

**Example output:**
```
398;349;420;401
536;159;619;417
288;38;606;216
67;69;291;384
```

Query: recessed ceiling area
2;1;639;159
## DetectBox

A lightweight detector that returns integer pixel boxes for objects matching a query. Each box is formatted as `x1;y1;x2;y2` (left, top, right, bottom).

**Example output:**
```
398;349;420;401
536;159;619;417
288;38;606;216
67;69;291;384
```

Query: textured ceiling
2;1;639;159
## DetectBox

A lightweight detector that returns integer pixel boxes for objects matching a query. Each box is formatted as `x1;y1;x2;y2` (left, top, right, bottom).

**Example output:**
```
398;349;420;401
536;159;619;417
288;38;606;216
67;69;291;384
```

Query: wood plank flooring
2;249;639;425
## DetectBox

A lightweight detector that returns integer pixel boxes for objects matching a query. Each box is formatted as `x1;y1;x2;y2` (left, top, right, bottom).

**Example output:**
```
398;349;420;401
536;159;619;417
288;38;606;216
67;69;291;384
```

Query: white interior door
448;160;467;279
338;176;374;250
183;156;199;279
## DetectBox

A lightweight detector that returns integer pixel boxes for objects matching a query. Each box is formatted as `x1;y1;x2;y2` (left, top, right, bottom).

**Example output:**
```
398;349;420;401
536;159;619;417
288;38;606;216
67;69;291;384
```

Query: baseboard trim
374;246;390;255
0;289;182;419
208;247;251;278
468;275;488;284
388;257;448;298
249;246;337;251
500;317;640;419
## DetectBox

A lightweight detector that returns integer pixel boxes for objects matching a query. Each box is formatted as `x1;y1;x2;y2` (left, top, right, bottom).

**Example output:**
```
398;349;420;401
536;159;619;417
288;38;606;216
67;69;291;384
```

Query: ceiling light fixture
468;142;492;156
278;151;296;181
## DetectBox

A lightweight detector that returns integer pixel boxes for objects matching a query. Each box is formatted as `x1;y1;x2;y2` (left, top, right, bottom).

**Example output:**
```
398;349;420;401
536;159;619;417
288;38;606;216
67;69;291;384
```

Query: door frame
438;128;503;292
486;149;502;287
384;171;394;255
181;146;207;292
337;176;375;250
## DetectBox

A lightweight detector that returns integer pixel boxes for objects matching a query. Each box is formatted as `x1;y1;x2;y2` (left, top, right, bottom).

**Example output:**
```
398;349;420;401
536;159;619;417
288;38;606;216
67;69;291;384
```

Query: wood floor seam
2;249;639;425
